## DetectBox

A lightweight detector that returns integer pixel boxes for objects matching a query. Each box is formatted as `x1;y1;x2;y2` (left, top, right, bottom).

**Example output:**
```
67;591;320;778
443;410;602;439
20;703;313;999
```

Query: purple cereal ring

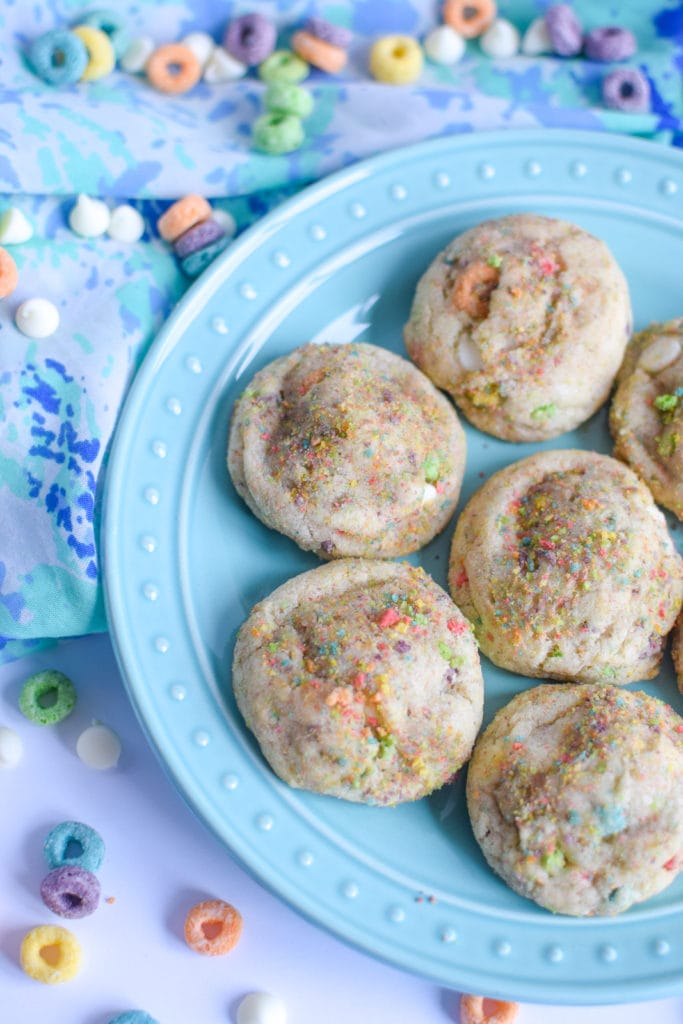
224;13;276;66
545;4;583;57
584;26;637;62
173;219;225;260
40;865;101;919
305;17;352;49
602;67;650;112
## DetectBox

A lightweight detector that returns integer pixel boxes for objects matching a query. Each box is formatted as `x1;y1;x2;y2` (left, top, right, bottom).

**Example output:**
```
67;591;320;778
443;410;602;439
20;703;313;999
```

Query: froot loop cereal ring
443;0;497;39
181;234;231;278
460;994;520;1024
305;16;353;49
44;820;105;873
184;898;243;956
544;3;583;57
28;28;88;86
107;1013;161;1024
369;34;424;84
251;111;305;155
71;25;116;81
264;82;314;118
19;669;77;725
224;12;276;66
157;194;212;242
174;218;225;260
584;26;637;62
20;925;82;985
452;260;501;319
40;865;101;919
0;246;18;299
291;30;347;74
602;67;651;112
78;8;130;60
146;43;202;94
258;49;309;83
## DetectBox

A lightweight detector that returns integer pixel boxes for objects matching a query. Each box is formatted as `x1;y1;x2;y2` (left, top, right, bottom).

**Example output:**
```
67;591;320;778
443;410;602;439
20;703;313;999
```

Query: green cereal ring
180;235;231;279
258;48;309;83
19;670;77;725
264;82;314;119
252;112;305;155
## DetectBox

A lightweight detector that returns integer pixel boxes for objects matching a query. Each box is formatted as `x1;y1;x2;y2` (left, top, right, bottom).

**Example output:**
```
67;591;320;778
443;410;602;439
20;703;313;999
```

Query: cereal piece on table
584;26;637;62
107;1014;161;1024
460;994;519;1024
78;9;130;60
180;234;231;278
68;193;110;237
251;111;305;154
76;723;122;769
44;820;105;872
369;35;423;84
184;898;243;955
0;206;33;244
211;208;237;237
40;865;101;919
173;219;225;260
602;67;650;112
28;28;88;86
157;194;212;242
15;297;60;338
19;669;76;725
521;16;552;55
224;12;276;66
236;992;288;1024
480;18;521;58
264;81;314;118
544;3;583;57
423;25;466;65
291;30;347;73
0;246;19;299
181;31;215;69
107;204;145;243
305;16;353;49
443;0;497;39
120;35;154;74
203;46;248;83
258;49;309;83
146;43;201;94
0;725;23;767
71;25;116;80
20;925;82;984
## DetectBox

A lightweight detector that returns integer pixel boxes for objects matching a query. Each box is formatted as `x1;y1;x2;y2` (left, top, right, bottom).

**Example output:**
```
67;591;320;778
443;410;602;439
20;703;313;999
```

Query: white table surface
2;632;682;1024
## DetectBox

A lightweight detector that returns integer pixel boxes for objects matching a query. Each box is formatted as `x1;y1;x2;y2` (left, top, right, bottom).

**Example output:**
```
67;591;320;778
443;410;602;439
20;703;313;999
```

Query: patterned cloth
1;0;683;662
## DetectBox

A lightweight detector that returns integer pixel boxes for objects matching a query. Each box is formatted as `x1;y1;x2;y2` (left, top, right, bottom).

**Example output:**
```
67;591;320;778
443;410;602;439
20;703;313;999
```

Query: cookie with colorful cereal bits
449;449;683;683
467;684;683;916
41;865;101;919
369;35;423;84
258;49;309;83
584;25;637;62
264;81;314;118
180;235;231;278
251;111;305;154
28;28;88;86
107;1013;160;1024
0;246;18;299
44;820;105;873
184;898;243;955
78;8;130;60
291;30;347;73
544;3;583;56
157;194;212;242
305;16;353;49
146;42;201;94
173;218;225;260
19;669;76;725
20;924;82;984
602;67;650;112
224;12;276;66
461;995;519;1024
71;25;115;80
443;0;496;39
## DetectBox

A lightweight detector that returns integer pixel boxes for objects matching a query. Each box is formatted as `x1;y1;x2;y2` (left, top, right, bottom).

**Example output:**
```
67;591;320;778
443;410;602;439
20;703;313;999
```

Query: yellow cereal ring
20;925;82;984
157;194;212;242
369;35;424;84
72;25;116;81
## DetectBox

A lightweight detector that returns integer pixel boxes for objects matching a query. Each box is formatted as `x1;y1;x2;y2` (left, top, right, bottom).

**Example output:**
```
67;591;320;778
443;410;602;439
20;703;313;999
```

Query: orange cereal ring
291;30;347;74
157;194;212;242
460;994;520;1024
0;246;18;299
184;898;243;956
146;43;201;95
451;261;500;319
443;0;497;39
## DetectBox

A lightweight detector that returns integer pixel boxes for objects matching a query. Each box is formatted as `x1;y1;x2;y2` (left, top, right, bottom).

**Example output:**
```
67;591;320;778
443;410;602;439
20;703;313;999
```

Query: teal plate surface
103;130;683;1004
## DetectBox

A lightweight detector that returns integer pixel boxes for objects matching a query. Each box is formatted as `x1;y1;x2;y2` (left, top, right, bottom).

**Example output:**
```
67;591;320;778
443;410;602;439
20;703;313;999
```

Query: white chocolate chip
458;335;485;371
182;31;216;69
0;207;33;245
422;483;438;505
15;297;60;339
236;992;288;1024
107;204;145;243
68;194;110;238
76;724;122;770
211;208;237;238
203;46;248;83
639;336;683;374
0;726;23;767
120;35;155;74
521;17;553;56
423;25;466;65
480;18;521;58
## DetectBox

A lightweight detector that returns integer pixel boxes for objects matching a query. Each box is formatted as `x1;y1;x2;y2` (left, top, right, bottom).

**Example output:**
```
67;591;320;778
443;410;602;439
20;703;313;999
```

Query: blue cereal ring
28;29;88;86
44;820;105;873
107;1013;160;1024
78;8;130;60
181;235;231;278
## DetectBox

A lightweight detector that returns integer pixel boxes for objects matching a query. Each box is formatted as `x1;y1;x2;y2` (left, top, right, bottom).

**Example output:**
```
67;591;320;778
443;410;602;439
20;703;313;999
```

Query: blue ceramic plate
103;130;683;1004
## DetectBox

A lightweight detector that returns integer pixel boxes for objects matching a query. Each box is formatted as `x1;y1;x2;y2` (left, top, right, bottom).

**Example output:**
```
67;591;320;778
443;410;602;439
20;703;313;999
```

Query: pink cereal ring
146;43;201;95
0;246;18;299
291;30;347;73
157;195;212;243
184;898;243;956
460;994;520;1024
